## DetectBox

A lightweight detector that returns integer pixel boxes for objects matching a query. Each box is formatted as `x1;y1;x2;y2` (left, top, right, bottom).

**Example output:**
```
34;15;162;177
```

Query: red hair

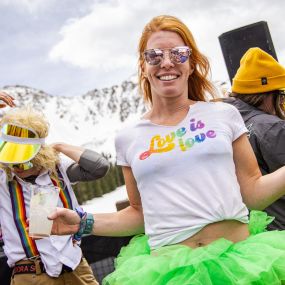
138;15;216;104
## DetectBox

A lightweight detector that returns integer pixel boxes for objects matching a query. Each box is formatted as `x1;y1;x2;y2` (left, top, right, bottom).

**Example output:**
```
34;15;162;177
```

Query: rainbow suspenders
8;168;73;258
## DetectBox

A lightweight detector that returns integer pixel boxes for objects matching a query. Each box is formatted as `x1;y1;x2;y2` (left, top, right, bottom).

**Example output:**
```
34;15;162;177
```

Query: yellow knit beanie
232;47;285;94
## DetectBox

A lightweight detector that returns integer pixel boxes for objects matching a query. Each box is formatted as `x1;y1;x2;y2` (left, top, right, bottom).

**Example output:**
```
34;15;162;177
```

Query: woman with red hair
50;15;285;284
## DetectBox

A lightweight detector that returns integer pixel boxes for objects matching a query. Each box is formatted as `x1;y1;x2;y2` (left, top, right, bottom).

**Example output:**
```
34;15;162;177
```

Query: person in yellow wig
224;47;285;230
0;94;109;285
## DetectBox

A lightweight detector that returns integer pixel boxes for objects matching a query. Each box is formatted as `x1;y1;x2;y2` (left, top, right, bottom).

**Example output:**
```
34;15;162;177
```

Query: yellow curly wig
0;106;60;178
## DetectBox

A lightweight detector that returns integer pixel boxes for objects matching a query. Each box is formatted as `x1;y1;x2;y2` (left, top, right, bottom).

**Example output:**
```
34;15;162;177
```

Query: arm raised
51;142;110;182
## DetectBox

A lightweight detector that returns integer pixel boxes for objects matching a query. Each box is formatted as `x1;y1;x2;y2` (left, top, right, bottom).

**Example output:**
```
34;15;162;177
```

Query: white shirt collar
12;169;52;186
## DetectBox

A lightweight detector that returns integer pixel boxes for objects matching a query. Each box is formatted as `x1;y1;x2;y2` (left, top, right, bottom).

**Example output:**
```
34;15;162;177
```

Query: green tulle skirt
103;211;285;285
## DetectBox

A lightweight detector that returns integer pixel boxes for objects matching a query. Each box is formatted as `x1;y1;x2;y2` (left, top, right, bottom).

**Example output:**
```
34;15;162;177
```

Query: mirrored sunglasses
8;162;34;171
143;46;191;66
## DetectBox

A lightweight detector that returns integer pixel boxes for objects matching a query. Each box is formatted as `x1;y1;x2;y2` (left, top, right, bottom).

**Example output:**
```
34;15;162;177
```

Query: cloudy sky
1;0;284;97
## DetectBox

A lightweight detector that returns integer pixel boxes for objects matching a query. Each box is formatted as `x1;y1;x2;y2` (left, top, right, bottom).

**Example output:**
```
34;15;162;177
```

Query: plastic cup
29;185;60;238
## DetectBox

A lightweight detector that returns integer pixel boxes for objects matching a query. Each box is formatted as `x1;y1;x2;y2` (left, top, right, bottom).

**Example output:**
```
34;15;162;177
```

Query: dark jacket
224;97;285;230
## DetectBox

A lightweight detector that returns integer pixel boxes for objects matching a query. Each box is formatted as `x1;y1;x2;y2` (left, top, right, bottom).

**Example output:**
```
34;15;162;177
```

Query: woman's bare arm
50;166;144;236
233;134;285;210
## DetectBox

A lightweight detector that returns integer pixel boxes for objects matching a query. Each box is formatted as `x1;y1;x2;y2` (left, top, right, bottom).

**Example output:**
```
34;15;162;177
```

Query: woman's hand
48;208;80;235
0;91;16;108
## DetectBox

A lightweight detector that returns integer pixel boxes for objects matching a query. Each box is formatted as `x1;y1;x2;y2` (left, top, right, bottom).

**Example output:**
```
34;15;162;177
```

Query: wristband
84;213;94;234
73;207;94;242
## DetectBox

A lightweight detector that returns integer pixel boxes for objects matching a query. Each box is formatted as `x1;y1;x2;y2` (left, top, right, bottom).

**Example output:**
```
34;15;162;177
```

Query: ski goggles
0;124;45;164
143;46;191;66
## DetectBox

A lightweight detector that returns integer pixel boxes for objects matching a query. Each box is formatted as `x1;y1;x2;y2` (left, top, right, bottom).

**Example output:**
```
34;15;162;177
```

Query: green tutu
103;211;285;285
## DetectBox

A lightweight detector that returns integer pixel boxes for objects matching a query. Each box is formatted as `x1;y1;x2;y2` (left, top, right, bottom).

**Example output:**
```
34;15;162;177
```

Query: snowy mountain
0;78;146;158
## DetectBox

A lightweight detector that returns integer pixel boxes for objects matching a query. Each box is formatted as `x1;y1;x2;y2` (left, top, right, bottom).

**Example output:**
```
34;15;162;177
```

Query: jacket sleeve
259;121;285;172
66;149;110;183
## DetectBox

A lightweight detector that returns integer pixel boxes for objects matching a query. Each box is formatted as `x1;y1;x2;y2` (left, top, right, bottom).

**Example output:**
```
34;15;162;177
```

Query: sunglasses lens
144;49;163;65
170;47;190;64
144;46;190;65
9;162;33;170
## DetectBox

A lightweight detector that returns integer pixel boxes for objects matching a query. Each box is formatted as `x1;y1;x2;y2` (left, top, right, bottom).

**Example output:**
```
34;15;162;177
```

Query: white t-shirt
115;101;249;249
